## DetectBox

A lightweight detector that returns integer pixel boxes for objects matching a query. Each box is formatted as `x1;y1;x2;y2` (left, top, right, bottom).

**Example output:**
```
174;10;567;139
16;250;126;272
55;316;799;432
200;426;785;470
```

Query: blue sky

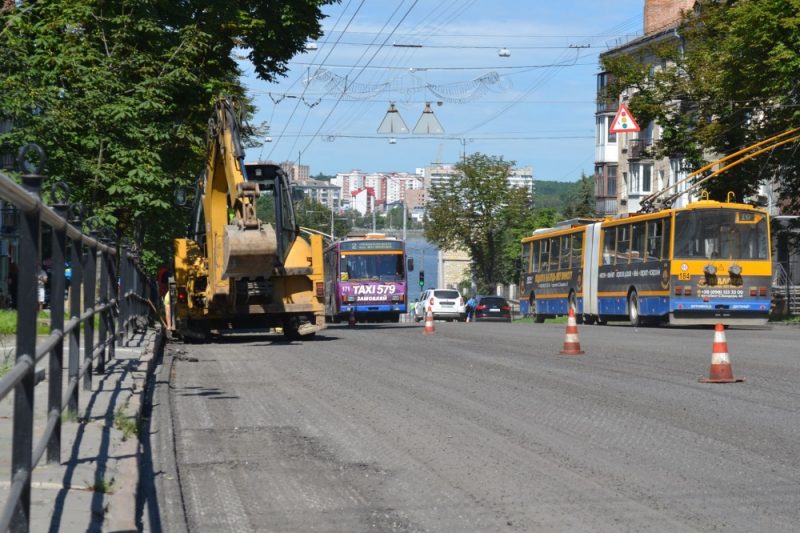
242;0;644;182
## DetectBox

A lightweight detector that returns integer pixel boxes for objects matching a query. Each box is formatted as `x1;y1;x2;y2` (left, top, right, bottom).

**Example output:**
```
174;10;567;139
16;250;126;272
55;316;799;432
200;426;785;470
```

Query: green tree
0;0;334;271
601;0;800;208
424;153;538;294
292;197;351;241
561;172;595;219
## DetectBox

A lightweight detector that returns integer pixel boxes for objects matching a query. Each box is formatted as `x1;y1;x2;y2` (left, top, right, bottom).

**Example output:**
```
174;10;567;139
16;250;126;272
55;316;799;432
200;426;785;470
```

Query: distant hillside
533;180;578;210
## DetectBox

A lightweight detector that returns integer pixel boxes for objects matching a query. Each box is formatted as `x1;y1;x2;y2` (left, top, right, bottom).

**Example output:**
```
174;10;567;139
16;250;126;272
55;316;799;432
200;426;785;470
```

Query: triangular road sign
609;103;640;133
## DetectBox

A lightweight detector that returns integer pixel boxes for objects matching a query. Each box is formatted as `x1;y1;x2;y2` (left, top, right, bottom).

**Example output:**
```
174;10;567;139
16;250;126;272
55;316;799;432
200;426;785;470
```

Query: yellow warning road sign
609;103;640;133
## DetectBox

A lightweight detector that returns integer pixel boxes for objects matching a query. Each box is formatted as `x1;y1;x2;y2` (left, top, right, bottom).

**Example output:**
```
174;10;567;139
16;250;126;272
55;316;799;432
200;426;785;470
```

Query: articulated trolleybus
520;199;772;326
324;233;411;323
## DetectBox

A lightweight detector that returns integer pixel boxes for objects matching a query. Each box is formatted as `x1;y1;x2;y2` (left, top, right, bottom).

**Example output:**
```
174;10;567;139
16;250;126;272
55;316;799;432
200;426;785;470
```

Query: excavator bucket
222;223;278;279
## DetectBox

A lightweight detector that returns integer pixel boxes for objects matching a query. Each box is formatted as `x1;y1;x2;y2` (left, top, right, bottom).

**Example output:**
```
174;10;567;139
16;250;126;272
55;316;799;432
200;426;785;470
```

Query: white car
413;289;466;322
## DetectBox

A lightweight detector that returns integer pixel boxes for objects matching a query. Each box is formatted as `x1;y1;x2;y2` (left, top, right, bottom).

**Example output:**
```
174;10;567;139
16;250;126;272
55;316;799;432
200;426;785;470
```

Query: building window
641;164;652;193
607;166;617;196
630;164;640;194
607;116;616;143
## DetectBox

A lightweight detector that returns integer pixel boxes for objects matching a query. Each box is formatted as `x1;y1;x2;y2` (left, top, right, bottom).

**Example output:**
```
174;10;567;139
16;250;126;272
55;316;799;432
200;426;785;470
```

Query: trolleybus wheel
628;290;641;328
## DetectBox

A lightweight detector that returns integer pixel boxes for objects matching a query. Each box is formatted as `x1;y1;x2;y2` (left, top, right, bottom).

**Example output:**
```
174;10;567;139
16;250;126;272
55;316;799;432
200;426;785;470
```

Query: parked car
473;295;512;322
413;288;466;322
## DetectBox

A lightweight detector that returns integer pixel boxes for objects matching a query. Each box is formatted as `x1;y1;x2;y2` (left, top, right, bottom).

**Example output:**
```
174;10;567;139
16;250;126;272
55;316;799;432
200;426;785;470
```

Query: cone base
699;377;745;383
560;349;585;355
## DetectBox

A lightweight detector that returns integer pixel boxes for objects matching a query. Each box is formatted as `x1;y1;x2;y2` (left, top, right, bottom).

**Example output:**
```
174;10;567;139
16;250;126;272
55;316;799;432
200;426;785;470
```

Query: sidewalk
0;327;162;532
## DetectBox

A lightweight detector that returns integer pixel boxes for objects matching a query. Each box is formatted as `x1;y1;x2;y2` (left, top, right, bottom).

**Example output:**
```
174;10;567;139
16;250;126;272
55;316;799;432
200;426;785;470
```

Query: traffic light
418;270;425;288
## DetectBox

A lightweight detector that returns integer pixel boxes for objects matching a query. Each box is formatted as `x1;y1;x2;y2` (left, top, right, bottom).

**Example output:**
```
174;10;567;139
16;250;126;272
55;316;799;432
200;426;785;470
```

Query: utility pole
371;196;376;232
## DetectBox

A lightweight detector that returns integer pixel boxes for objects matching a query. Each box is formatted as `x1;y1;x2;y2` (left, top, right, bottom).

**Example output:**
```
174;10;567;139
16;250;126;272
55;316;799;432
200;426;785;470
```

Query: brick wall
644;0;695;34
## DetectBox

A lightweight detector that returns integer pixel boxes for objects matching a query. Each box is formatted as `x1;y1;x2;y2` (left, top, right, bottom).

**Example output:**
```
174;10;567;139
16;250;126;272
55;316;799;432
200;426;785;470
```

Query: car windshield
479;297;507;306
434;290;459;299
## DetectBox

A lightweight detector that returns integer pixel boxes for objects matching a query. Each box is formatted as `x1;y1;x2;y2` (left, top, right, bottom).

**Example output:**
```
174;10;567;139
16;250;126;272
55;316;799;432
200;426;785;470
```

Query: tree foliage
424;153;543;294
601;0;800;208
560;172;595;219
0;0;334;270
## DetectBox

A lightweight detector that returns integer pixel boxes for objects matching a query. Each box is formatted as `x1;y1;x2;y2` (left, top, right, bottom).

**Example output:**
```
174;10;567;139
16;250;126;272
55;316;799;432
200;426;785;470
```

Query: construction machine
172;98;325;341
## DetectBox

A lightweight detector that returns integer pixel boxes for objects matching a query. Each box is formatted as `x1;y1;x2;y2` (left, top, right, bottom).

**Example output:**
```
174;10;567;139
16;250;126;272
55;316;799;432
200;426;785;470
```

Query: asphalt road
149;320;800;532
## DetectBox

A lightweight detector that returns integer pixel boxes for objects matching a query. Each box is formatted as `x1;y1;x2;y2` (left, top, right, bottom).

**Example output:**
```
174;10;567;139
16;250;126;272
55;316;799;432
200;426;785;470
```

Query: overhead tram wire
296;0;421;161
324;0;465;133
264;0;365;162
455;15;643;137
257;0;356;161
327;0;478;135
283;0;413;162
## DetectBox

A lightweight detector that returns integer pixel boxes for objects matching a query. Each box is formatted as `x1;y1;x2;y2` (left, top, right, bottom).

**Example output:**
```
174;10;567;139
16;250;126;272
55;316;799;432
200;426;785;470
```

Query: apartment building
595;0;696;216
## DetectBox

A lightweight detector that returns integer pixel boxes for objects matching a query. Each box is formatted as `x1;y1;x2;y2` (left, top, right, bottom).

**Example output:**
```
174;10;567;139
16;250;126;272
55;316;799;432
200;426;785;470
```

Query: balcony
595;197;618;217
627;139;652;160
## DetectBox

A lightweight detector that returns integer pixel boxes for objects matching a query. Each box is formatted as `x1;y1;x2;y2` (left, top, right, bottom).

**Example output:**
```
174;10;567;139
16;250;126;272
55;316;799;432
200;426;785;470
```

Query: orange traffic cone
699;324;744;383
423;305;435;335
559;307;584;355
348;308;356;327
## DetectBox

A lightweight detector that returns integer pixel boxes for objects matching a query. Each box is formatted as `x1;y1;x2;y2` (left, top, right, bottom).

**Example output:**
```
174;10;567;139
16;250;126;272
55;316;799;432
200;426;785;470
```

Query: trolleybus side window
572;231;582;266
602;227;616;265
531;241;540;273
646;219;662;261
522;242;532;273
617;225;631;263
549;237;560;271
631;222;645;263
540;239;550;271
560;234;572;270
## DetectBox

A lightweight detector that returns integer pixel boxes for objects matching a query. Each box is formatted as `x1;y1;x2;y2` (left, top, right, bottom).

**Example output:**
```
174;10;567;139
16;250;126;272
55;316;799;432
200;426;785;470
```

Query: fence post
10;145;45;531
82;234;97;392
67;210;83;414
47;196;68;465
96;238;109;374
107;246;117;360
118;246;129;345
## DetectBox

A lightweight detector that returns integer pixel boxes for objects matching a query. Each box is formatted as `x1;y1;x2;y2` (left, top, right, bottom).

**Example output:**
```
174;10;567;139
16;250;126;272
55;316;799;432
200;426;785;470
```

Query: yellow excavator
172;97;325;341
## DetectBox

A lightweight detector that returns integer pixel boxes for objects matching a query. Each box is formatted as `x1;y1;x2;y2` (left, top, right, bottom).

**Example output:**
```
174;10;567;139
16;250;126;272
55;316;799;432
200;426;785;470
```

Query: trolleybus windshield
341;254;405;281
673;209;769;260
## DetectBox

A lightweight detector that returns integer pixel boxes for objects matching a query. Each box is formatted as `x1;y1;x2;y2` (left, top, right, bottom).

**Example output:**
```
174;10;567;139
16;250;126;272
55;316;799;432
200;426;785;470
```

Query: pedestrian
465;295;477;323
37;265;48;311
163;288;173;332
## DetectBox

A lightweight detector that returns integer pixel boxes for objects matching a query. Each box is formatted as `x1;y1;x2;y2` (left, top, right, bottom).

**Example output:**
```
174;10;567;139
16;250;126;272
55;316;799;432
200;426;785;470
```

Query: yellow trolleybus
520;200;772;326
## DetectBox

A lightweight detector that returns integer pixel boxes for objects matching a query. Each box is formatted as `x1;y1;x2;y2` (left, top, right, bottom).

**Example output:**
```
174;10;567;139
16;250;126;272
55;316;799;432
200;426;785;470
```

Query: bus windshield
674;209;768;260
341;254;405;281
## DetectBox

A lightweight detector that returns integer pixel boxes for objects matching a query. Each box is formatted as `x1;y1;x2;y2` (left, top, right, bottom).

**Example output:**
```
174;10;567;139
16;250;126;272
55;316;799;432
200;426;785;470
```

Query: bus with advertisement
324;233;412;323
519;199;772;326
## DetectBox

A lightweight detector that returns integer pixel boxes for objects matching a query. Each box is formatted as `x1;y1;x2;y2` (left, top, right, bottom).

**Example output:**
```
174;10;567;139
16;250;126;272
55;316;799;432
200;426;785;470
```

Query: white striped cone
559;307;584;355
699;323;744;383
423;305;435;335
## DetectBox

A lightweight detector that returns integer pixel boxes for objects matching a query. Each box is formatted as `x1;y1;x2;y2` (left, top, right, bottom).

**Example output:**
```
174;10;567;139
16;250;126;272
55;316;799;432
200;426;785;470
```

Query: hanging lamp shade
412;102;444;134
377;102;409;134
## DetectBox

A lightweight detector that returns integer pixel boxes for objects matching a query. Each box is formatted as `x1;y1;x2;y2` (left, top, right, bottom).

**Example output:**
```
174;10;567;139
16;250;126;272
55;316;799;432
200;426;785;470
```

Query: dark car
474;295;512;322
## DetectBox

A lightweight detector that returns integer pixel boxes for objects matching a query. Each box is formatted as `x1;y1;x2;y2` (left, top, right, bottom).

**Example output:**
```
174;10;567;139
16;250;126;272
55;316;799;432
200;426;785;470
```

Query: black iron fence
0;145;155;532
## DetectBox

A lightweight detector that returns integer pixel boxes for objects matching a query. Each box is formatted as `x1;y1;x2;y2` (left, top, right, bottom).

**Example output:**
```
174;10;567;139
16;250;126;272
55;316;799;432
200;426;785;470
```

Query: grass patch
113;406;138;442
88;477;115;494
513;315;568;324
0;349;12;378
0;309;52;335
769;314;800;324
61;409;80;424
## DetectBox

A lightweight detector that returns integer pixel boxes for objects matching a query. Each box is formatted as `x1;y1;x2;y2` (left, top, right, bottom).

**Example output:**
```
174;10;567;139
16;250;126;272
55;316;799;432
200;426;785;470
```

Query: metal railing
772;261;800;315
0;145;155;532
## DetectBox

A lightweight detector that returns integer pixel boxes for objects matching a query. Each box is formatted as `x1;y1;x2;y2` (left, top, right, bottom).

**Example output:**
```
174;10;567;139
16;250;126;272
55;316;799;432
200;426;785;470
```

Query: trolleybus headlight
728;264;742;277
703;264;717;276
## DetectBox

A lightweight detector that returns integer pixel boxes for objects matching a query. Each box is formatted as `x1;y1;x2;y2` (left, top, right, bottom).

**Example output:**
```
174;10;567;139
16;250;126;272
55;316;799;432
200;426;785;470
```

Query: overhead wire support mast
638;126;800;213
